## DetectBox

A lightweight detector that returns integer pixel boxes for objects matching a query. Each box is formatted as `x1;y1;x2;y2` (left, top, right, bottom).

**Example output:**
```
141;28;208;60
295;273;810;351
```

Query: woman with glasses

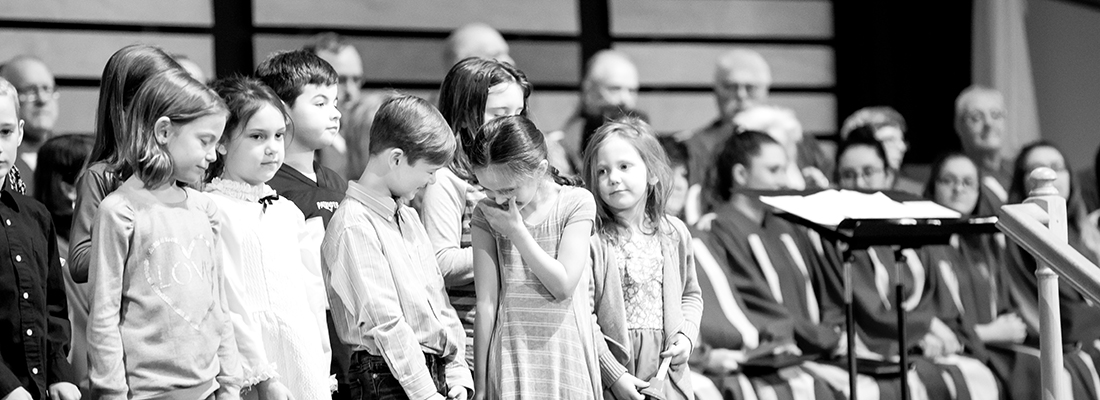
1001;142;1100;400
820;137;1002;400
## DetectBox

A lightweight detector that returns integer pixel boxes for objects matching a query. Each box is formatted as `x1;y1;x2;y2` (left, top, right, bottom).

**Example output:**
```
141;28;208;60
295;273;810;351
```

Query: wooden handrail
998;203;1100;305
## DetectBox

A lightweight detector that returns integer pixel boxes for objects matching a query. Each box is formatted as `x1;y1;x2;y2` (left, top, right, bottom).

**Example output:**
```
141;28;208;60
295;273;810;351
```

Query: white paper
760;190;962;228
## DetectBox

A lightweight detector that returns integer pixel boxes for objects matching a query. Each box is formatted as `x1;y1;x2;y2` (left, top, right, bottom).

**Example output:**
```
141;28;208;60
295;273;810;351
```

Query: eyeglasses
935;176;978;190
838;166;885;183
16;85;59;103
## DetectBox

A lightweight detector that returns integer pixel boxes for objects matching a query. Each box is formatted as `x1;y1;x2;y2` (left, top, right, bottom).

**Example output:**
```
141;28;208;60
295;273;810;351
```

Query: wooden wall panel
615;43;834;87
54;88;99;135
253;0;578;34
0;0;212;26
636;92;836;134
610;0;832;38
0;30;214;80
255;35;579;85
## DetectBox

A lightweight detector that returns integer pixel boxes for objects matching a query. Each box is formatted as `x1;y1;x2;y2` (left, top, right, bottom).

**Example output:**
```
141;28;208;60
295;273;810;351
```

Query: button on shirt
0;186;74;399
321;181;472;399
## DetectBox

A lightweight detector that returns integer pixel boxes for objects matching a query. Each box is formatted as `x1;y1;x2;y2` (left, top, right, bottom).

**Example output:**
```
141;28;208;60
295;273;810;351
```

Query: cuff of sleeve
445;364;474;392
598;348;628;389
217;374;243;394
48;352;75;385
240;363;279;389
404;369;440;400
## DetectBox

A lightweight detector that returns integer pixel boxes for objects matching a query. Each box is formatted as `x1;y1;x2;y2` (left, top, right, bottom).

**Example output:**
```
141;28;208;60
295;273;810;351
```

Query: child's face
666;165;689;216
475;162;546;211
288;84;340;151
387;151;445;201
162;113;225;185
0;96;24;181
220;104;286;186
593;136;650;218
736;143;788;191
483;82;524;124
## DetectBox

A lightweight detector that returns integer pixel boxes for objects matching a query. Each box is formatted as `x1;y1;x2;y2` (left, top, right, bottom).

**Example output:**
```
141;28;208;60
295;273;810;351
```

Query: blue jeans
348;351;448;399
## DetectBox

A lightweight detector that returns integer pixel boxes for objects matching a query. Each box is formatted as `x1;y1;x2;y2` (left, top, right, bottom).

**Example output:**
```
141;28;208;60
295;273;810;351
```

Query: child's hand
660;333;692;366
257;379;293;400
610;373;649;400
47;383;81;400
482;198;525;239
2;387;32;400
447;385;469;400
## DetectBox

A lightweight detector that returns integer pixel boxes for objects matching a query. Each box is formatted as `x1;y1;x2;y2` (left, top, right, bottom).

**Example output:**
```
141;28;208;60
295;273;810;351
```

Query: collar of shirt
346;181;401;222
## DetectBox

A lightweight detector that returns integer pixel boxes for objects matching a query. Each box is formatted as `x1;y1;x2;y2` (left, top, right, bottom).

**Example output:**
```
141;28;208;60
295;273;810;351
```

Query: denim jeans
348;351;448;399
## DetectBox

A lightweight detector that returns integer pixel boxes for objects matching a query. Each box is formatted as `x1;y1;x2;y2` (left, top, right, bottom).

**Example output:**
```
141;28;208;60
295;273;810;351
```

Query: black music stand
757;189;1000;400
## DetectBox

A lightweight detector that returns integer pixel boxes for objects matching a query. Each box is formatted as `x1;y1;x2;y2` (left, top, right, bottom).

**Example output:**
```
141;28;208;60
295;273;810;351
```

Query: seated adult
821;137;1001;400
841;107;920;194
444;23;513;68
954;86;1012;203
733;104;830;191
1003;142;1100;400
1;55;61;195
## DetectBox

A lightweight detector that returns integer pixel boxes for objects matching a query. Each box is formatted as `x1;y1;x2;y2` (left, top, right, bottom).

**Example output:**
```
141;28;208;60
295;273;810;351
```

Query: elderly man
679;49;771;188
954;85;1011;202
443;22;513;67
1;56;60;195
548;49;641;176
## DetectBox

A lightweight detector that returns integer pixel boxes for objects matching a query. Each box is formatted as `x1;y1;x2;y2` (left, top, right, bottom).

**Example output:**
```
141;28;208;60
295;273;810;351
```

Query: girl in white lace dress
206;76;332;400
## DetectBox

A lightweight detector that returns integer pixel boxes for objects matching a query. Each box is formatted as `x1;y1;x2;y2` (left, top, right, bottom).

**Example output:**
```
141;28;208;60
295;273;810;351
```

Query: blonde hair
123;69;226;189
0;77;19;116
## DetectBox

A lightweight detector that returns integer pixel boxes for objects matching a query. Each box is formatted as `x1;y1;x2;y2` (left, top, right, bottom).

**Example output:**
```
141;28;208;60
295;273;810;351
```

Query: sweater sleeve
68;168;114;283
589;237;630;388
420;173;475;287
86;196;135;400
671;217;703;347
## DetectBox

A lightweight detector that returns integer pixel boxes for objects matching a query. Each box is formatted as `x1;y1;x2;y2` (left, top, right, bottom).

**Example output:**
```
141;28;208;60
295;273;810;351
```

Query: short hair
469;115;578;186
583;50;635;84
437;57;531;179
207;75;290;182
733;104;803;146
715;49;771;84
714;130;780;201
303;32;351;54
255;50;339;106
0;77;20;116
35;134;94;237
840;106;907;140
922;152;994;215
954;85;1003;123
583;118;672;242
90;45;184;178
368;95;455;166
124;69;227;189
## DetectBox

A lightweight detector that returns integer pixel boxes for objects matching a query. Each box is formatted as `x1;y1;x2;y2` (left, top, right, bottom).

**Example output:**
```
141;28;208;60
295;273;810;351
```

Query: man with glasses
954;85;1011;202
1;56;60;195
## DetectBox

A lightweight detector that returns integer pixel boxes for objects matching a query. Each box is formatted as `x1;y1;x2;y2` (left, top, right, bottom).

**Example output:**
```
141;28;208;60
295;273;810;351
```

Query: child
582;119;703;399
424;57;530;368
0;77;80;400
206;76;332;400
86;69;242;399
33;133;94;398
254;50;347;395
321;95;472;400
65;44;183;399
469;115;601;399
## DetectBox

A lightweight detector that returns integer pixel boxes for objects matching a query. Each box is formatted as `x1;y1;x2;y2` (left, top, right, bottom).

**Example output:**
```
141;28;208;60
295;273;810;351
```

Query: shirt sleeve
43;210;75;385
565;189;597;230
671;217;703;348
209;203;243;394
326;222;440;400
86;197;134;400
68;169;112;284
420;176;474;287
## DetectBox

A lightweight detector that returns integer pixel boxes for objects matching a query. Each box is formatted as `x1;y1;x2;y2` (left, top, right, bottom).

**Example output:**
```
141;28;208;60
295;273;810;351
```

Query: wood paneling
636;92;836;134
54;88;99;135
253;0;578;34
615;43;834;87
0;0;212;26
0;30;214;80
610;0;832;38
255;35;579;85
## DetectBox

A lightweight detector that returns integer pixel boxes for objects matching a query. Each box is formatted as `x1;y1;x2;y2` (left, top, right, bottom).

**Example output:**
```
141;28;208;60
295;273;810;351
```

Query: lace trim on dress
206;178;277;203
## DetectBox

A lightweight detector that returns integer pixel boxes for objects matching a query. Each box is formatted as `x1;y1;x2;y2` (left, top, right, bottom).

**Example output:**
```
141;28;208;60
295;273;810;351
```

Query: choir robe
814;235;1001;400
692;204;841;400
702;203;928;400
1002;225;1100;400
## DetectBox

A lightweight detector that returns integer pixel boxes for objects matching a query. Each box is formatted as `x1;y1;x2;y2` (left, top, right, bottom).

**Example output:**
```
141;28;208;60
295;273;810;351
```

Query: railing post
1025;167;1067;400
